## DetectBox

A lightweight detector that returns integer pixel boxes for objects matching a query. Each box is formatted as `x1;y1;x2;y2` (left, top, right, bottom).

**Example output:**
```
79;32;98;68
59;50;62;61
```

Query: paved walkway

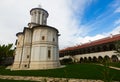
0;75;104;82
0;75;44;81
109;66;120;70
96;64;120;70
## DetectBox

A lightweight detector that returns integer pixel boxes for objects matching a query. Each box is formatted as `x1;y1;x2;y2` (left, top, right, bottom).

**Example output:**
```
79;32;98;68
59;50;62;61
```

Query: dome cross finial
38;4;42;8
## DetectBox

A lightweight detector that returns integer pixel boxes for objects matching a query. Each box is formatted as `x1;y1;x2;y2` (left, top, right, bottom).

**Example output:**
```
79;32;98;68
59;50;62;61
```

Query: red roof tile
60;34;120;52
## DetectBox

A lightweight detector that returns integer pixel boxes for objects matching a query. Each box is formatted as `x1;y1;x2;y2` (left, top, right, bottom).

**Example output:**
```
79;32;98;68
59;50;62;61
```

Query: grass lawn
0;63;120;81
109;62;120;68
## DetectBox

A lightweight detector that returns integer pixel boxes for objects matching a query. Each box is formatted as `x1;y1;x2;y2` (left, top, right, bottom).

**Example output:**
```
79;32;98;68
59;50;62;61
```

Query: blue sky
74;0;120;36
0;0;120;49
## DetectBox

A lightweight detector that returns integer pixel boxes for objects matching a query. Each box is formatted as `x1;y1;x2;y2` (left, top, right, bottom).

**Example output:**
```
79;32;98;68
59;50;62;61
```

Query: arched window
42;36;45;40
88;57;92;62
53;38;55;42
48;47;51;59
27;55;29;59
24;65;27;68
98;56;103;63
80;57;84;63
104;55;110;62
48;50;51;59
111;55;118;62
93;56;97;62
84;57;88;63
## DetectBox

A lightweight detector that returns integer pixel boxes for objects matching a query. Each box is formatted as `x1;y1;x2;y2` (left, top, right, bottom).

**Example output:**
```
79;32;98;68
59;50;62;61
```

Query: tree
0;44;14;62
114;40;120;57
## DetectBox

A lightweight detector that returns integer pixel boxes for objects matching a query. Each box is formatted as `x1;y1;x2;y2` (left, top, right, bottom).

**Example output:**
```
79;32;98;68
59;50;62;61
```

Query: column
32;12;36;23
34;11;36;23
31;14;33;22
36;11;39;24
39;11;43;24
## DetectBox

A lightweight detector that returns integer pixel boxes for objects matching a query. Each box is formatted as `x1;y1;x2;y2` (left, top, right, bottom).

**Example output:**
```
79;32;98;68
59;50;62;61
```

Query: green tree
0;44;14;62
115;40;120;57
102;60;113;82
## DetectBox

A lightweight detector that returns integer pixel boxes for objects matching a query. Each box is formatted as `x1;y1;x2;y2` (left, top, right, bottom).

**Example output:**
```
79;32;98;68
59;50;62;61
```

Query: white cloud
1;0;120;50
114;7;120;13
114;19;120;25
81;25;120;46
110;25;120;35
78;25;120;46
80;34;106;43
0;0;92;49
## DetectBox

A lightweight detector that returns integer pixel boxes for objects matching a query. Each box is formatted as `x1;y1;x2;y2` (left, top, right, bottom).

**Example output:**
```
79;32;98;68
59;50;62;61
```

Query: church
12;6;60;70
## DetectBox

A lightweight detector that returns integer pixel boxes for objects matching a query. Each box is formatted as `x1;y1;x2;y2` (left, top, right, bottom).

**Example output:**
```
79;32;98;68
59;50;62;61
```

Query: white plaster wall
30;26;60;69
21;46;31;61
12;34;24;69
32;29;41;42
53;47;57;60
31;45;39;61
14;48;22;62
31;46;35;61
21;29;32;62
15;34;24;62
30;9;48;25
40;29;47;41
24;29;32;45
17;34;24;47
40;46;47;61
48;31;52;41
34;46;40;61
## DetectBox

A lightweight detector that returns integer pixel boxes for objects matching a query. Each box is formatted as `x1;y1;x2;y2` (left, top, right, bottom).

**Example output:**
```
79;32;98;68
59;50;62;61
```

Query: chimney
110;34;113;38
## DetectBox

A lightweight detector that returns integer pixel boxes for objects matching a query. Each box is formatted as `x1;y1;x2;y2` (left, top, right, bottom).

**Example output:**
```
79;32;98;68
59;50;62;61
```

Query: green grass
109;62;120;68
0;63;120;81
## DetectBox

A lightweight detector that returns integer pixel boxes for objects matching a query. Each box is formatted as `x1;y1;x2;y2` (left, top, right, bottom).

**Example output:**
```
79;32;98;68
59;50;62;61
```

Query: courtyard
0;63;120;81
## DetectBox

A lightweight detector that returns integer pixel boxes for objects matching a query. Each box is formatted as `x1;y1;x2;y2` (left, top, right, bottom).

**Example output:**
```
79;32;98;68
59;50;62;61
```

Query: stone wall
0;75;105;82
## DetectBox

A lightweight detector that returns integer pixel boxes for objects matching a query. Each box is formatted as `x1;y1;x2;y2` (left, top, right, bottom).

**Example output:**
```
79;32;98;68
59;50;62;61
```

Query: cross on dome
38;4;42;8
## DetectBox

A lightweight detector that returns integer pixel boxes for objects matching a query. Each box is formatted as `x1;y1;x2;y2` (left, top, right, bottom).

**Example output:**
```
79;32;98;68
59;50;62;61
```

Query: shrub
60;58;73;65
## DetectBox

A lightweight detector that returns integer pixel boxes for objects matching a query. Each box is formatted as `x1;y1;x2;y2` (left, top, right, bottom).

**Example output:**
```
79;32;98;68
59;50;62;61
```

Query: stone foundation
11;61;61;70
29;61;60;70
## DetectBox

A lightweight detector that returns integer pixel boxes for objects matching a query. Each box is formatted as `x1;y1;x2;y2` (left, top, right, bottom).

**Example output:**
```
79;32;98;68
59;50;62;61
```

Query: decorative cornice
30;8;49;17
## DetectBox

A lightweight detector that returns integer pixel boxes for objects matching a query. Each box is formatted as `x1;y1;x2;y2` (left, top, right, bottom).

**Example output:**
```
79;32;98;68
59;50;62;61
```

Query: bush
60;58;73;65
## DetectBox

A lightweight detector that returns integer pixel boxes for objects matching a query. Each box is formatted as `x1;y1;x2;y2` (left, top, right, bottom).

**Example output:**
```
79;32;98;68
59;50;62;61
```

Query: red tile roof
60;34;120;52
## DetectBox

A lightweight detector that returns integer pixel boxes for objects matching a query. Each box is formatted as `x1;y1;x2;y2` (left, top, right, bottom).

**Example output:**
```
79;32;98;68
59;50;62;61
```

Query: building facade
60;34;120;62
12;6;60;70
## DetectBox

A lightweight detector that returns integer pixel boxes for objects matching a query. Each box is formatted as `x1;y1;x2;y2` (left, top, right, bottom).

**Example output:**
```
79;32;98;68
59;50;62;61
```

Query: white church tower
12;6;60;70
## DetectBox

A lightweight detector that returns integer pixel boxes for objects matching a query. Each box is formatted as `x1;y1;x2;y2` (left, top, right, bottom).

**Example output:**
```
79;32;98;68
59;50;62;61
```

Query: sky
0;0;120;49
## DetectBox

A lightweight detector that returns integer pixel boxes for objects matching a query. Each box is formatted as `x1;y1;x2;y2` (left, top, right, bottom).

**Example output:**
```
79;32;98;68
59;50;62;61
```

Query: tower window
53;38;55;42
17;42;19;45
42;36;45;40
48;50;51;59
24;65;27;67
27;55;29;58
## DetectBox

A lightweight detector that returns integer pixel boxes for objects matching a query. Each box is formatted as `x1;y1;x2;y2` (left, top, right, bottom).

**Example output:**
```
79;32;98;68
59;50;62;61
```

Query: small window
27;55;29;58
15;40;18;45
17;42;19;45
24;65;27;67
48;50;51;59
53;38;55;42
42;36;45;40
